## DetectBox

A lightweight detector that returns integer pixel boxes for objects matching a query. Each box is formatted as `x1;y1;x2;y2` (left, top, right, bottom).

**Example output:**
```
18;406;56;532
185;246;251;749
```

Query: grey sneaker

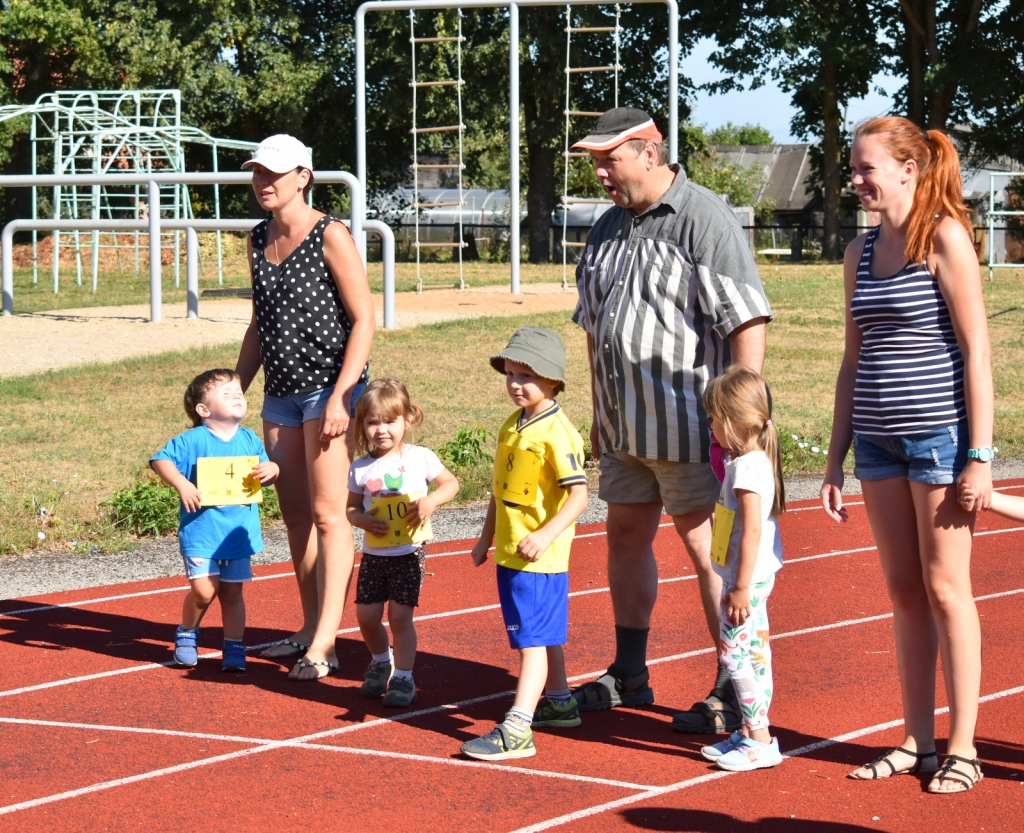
533;697;582;728
461;724;536;761
360;660;392;697
381;675;417;707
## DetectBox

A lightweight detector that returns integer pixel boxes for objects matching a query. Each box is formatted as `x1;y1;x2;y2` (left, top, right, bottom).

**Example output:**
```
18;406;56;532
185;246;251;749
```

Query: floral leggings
719;573;776;732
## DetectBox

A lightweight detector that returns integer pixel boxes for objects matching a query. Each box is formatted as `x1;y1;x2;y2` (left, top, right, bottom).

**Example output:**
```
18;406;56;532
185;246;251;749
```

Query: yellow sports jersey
493;404;588;573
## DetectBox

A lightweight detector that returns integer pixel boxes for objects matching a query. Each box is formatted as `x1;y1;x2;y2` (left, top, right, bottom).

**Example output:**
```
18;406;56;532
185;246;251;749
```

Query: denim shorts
852;421;968;485
261;381;366;428
182;555;253;582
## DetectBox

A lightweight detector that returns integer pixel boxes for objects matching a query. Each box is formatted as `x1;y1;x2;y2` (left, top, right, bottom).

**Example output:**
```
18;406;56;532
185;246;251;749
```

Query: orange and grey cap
571;107;663;151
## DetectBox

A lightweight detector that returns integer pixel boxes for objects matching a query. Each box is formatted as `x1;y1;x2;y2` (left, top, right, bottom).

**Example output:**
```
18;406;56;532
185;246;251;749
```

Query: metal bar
149;181;161;323
565;65;618;72
410;35;465;41
186;227;199;319
562;196;612;204
411;163;465;169
409;124;464;133
563;150;590;157
409;80;463;87
417;200;465;207
413;241;469;247
566;25;617;31
563;240;587;247
564;110;604;116
510;1;520;294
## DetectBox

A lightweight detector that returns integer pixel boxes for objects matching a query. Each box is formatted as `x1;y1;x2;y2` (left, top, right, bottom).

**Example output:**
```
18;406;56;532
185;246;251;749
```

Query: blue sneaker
174;625;198;667
701;730;745;762
222;640;247;673
716;736;783;772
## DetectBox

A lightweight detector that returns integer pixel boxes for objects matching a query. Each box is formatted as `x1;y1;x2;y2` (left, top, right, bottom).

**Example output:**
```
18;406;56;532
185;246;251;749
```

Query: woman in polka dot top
236;135;376;681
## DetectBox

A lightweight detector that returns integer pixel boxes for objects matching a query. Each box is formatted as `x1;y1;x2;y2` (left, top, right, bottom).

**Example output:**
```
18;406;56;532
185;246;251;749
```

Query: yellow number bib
495;441;543;505
365;494;432;548
710;501;736;567
196;456;262;506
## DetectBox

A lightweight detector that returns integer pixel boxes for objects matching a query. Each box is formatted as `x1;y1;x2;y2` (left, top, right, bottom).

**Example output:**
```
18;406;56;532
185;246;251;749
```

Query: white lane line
509;682;1024;833
0;716;650;791
5;532;1024;700
6;515;1020;621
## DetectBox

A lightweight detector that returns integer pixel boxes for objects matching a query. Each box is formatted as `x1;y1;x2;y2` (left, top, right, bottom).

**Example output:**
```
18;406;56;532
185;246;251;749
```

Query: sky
680;37;903;143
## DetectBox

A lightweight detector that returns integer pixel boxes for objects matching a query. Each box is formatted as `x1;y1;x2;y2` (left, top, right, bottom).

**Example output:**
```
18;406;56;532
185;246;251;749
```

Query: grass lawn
3;262;1023;556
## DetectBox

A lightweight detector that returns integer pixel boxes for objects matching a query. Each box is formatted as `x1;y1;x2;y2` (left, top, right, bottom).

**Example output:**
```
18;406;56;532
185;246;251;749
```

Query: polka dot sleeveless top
250;216;369;398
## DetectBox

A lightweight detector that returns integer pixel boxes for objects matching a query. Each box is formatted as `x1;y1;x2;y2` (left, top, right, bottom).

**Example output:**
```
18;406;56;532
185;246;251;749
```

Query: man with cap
570;107;773;734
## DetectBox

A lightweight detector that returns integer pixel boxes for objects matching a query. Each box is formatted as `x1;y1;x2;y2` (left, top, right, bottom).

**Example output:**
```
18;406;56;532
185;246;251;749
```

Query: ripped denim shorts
852;421;969;485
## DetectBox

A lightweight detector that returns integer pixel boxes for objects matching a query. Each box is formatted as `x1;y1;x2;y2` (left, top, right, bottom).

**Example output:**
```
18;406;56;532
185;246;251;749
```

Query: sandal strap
933;756;982;790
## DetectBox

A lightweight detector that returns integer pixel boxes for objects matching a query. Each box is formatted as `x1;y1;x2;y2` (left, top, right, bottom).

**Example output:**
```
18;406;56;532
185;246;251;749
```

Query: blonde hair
853;117;973;264
703;365;785;516
353;378;424;458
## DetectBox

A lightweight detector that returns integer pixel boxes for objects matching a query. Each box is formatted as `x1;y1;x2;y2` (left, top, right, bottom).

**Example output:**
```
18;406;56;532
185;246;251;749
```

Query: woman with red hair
821;117;992;793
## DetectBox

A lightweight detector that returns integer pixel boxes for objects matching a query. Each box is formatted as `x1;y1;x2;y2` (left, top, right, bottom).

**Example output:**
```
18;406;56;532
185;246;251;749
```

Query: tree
707;122;775;145
698;0;882;259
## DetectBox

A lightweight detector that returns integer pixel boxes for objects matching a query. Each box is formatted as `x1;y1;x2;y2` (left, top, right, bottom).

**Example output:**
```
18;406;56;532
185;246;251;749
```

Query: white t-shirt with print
713;449;784;585
348;444;445;556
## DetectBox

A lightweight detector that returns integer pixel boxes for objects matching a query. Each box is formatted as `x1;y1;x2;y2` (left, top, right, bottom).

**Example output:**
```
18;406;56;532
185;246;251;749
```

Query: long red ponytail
853;117;973;264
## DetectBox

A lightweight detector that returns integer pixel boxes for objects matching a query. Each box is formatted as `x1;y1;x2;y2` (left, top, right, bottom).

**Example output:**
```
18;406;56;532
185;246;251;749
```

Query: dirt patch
0;283;579;378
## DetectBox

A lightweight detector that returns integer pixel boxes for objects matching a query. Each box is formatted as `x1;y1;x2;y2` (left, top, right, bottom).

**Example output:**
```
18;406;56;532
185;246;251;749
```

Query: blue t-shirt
151;425;269;559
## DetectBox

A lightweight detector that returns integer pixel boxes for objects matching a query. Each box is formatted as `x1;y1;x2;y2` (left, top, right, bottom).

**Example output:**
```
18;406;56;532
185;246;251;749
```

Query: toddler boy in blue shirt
151;369;279;672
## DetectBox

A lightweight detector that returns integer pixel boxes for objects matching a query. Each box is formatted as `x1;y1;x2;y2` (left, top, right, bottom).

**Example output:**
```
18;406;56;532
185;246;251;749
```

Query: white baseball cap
241;134;313;173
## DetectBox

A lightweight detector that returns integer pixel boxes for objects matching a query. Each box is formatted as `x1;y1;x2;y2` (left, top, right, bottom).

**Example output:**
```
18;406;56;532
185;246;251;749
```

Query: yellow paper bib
196;456;262;506
494;440;543;506
710;501;735;567
364;493;432;548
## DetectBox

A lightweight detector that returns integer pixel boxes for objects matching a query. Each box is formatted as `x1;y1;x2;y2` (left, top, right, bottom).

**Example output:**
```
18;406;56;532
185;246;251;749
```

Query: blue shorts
182;555;253;582
496;565;569;649
853;421;968;485
261;381;366;428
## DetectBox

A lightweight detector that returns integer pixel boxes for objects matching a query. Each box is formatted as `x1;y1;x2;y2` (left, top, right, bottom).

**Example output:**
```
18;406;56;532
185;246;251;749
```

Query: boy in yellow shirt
463;327;589;761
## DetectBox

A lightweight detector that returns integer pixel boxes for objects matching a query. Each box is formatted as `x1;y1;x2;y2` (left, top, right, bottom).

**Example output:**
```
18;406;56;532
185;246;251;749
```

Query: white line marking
508;683;1024;833
4;587;1023;817
0;716;651;791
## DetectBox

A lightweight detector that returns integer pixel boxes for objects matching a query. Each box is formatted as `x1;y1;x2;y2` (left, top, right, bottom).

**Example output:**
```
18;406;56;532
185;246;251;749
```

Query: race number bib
710;501;736;567
196;456;262;506
495;441;543;505
365;494;432;548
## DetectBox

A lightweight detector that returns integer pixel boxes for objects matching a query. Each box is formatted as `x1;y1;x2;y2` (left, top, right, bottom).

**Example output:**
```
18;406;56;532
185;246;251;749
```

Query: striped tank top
850;227;965;435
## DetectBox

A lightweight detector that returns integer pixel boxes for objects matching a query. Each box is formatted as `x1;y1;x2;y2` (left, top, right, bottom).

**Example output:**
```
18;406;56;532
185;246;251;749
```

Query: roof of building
714;144;815;212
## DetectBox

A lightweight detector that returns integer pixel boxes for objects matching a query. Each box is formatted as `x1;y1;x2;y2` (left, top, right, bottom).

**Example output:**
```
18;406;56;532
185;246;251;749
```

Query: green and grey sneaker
461;724;536;761
381;675;417;707
360;660;392;697
532;697;582;728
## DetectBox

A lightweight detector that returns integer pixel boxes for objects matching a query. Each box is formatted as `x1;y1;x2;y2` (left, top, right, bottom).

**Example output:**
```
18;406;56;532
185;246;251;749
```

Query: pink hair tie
764;419;773;427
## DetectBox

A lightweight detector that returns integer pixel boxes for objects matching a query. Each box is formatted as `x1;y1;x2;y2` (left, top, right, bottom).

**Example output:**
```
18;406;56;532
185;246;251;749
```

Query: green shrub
102;479;179;537
435;427;493;472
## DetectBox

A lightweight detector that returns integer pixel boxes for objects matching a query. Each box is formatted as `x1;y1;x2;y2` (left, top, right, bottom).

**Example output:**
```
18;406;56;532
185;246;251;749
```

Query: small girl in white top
700;364;786;772
347;379;459;707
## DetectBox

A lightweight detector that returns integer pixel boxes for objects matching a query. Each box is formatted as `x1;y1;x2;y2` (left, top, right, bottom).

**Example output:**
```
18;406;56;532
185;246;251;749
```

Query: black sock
713;661;736;701
610;625;649;679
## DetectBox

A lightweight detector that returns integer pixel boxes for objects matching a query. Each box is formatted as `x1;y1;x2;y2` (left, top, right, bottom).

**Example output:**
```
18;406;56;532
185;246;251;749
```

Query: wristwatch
967;447;995;463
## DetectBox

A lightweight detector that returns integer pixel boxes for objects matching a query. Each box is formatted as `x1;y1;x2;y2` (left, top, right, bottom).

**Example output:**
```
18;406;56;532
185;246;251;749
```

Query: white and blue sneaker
701;730;745;762
716;736;783;772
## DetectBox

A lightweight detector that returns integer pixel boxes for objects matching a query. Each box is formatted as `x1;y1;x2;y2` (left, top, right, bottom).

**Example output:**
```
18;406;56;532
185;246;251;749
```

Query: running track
2;485;1023;832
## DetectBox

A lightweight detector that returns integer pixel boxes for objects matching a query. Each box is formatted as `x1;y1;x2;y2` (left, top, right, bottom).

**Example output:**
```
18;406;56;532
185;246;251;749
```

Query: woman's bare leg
289;418;356;679
910;482;981;791
260;422;320;657
849;477;939;778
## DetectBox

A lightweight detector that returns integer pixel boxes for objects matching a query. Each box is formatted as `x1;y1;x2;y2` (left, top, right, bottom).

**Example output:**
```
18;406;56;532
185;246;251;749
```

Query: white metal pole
509;1;520;294
149;180;162;323
186;227;199;319
666;0;678;163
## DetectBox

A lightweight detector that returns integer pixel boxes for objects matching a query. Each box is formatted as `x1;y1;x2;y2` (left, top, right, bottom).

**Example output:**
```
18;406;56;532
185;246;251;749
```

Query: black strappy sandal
849;746;939;780
928;755;983;793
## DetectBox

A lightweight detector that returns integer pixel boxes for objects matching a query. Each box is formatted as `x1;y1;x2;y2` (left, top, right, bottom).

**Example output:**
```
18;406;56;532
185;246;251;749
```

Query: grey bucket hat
489;327;567;386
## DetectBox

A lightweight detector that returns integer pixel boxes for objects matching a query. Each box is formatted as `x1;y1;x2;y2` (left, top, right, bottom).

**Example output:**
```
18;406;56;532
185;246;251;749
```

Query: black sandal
928;755;983;793
849;746;938;780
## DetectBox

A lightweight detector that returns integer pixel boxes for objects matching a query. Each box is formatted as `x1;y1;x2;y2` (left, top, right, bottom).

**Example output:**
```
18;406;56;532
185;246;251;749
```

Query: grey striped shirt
573;165;773;463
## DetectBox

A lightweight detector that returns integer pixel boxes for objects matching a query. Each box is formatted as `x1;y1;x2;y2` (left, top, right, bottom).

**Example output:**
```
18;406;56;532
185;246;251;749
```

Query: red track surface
3;484;1024;832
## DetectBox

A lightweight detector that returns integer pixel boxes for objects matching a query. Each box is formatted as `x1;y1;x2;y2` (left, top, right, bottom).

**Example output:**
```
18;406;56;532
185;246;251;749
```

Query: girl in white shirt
347;379;459;707
700;365;786;772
